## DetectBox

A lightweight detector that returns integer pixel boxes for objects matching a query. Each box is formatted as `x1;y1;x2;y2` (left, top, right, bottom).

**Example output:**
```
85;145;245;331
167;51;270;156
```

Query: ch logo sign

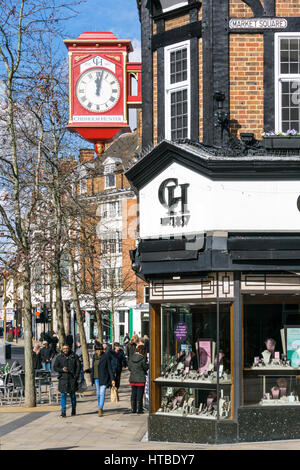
158;178;190;227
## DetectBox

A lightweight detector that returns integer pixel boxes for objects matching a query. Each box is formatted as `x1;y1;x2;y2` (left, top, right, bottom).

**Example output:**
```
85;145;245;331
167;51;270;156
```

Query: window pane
243;296;300;407
170;47;188;84
170;88;188;140
280;80;300;132
159;304;232;420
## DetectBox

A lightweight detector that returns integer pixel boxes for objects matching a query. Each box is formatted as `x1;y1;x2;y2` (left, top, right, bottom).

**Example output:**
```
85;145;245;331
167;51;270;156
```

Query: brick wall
122;198;138;289
229;0;255;17
164;13;190;31
79;148;94;163
276;0;300;16
229;34;264;140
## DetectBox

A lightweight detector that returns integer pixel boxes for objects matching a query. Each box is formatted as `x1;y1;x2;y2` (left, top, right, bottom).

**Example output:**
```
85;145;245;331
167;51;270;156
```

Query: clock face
75;67;121;113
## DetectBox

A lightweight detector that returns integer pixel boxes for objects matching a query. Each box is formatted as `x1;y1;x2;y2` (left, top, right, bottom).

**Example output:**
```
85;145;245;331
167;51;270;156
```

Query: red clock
64;32;141;155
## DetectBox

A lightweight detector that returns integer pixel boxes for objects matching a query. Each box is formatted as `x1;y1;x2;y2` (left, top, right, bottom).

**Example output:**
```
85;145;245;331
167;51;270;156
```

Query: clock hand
95;71;103;96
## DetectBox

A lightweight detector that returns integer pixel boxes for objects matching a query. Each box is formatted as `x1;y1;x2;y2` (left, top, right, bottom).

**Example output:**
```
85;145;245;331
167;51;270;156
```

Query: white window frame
160;0;188;13
164;40;191;141
275;32;300;133
100;200;121;219
105;173;116;189
104;163;116;174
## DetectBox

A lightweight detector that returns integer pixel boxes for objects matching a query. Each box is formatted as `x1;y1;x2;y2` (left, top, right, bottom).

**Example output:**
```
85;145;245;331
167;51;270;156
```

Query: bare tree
0;0;82;407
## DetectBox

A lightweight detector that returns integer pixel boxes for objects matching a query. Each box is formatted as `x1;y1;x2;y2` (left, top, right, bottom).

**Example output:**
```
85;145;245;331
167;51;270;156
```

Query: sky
63;0;141;61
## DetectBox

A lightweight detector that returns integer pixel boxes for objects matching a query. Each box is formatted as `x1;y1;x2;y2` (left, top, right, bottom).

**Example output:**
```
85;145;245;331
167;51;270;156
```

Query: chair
35;370;58;404
10;373;25;405
0;373;13;405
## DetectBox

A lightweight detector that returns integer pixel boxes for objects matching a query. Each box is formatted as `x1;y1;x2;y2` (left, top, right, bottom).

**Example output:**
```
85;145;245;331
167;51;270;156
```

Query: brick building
77;129;149;345
126;0;300;444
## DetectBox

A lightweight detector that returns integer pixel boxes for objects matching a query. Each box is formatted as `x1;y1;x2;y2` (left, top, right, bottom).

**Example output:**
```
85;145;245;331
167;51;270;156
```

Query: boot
71;408;76;416
131;400;137;413
98;409;103;417
60;411;66;418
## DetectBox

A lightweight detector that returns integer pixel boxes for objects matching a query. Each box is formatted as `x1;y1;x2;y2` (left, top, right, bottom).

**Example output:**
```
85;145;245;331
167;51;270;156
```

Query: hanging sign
229;18;288;30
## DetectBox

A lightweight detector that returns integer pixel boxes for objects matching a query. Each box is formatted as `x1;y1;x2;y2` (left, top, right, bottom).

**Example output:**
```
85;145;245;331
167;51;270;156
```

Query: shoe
98;409;103;417
71;408;76;416
137;410;144;414
131;409;137;414
60;412;66;418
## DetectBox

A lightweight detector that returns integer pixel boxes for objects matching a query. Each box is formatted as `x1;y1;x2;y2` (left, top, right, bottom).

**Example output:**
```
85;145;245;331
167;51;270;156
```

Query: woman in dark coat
32;343;42;370
53;344;81;418
128;345;149;414
91;343;115;417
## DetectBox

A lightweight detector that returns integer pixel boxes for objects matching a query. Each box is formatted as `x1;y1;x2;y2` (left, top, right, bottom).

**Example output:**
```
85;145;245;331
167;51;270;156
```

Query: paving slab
2;370;300;450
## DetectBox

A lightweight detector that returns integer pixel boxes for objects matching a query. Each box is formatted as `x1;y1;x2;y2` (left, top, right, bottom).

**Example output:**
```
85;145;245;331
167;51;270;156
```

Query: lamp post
214;91;230;145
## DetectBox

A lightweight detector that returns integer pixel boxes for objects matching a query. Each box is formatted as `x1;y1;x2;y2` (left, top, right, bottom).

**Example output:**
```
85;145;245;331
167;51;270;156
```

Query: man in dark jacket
128;345;149;414
108;342;127;390
53;344;81;418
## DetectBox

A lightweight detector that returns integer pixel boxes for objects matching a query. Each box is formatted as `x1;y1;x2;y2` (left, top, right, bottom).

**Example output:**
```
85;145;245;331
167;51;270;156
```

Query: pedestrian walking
143;335;150;354
125;334;139;359
32;343;42;370
123;333;130;347
128;345;149;414
108;342;127;390
53;344;81;418
40;341;53;371
65;332;73;350
90;343;115;417
13;326;20;343
75;341;84;382
49;330;59;355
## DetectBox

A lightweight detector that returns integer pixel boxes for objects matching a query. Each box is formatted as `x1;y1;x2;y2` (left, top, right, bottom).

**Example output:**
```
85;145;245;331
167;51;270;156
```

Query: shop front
126;140;300;444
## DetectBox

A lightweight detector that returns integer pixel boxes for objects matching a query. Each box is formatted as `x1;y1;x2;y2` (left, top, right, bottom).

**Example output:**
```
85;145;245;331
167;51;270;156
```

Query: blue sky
64;0;141;60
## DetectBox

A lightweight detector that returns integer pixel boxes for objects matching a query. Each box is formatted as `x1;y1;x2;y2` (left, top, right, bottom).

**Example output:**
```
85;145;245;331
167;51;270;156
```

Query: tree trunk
54;255;65;348
94;303;103;343
23;266;36;407
68;247;91;386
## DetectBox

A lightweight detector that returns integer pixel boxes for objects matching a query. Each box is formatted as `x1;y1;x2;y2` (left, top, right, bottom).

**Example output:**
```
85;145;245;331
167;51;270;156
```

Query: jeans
61;392;76;413
42;362;51;371
131;385;145;412
95;379;107;409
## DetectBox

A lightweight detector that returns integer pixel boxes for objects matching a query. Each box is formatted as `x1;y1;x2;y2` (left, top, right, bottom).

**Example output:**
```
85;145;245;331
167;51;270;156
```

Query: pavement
1;341;300;451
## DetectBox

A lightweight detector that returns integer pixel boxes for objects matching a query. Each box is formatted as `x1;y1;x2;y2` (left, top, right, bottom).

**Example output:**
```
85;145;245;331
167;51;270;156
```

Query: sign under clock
64;32;142;155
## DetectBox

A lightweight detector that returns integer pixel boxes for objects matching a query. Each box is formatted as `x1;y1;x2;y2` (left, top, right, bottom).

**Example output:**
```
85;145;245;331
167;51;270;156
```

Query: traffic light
14;308;20;321
41;304;50;323
35;309;42;323
81;310;86;322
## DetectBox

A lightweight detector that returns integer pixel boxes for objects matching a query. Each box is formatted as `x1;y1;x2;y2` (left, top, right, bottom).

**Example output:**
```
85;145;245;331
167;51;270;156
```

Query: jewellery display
156;386;231;420
160;351;231;384
251;335;299;369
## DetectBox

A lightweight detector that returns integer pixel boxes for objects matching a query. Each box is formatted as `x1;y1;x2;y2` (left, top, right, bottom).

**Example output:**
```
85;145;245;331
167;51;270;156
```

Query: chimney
79;148;94;163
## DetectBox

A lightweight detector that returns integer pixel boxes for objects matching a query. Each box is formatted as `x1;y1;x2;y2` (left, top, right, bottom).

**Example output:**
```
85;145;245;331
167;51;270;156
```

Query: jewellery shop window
155;304;232;420
243;295;300;407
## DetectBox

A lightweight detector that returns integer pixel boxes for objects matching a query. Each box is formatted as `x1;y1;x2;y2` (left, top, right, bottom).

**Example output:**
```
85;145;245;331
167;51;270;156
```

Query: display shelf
244;368;300;377
248;366;300;371
155;376;232;386
155;411;222;420
260;399;300;406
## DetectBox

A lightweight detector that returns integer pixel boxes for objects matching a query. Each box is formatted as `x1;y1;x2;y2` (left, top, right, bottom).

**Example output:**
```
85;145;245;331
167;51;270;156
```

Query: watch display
156;386;231;420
